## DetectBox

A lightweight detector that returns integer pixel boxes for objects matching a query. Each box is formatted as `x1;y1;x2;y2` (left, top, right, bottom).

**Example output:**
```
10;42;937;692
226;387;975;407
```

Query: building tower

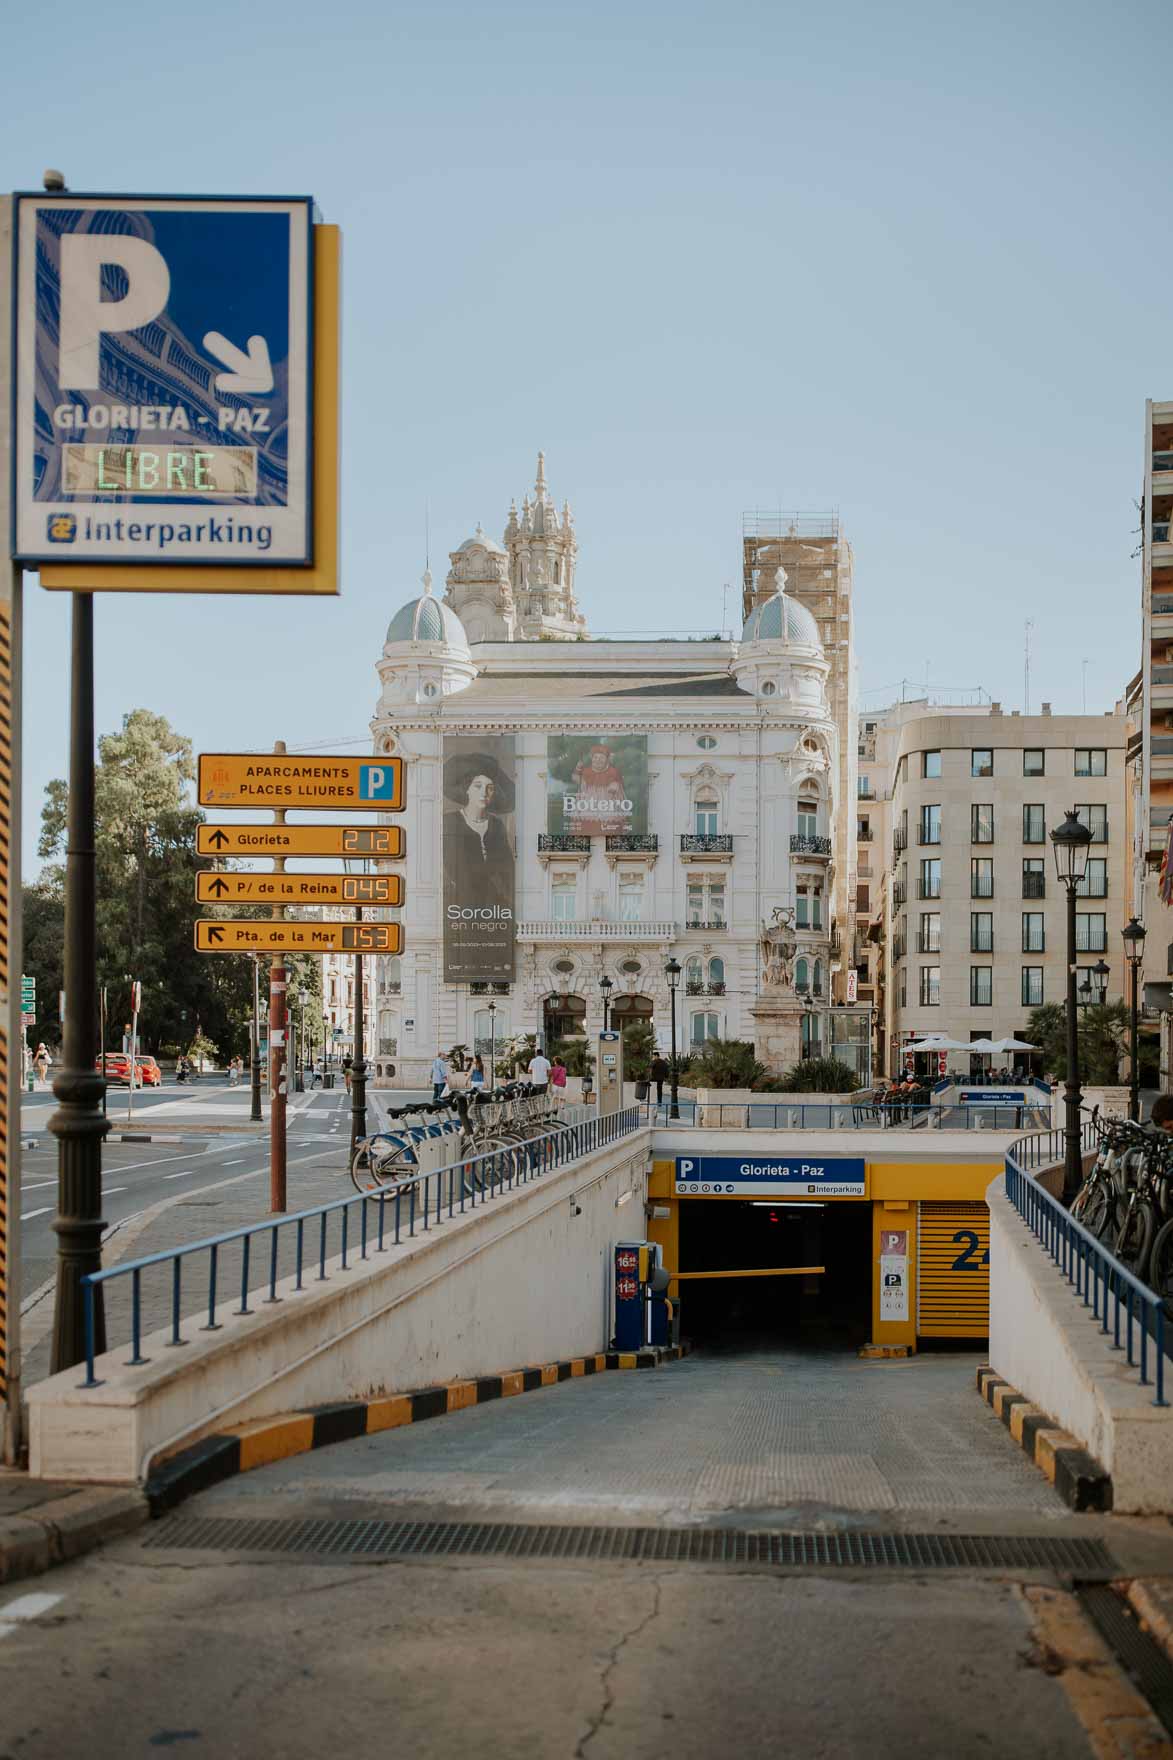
742;514;857;1000
504;452;587;641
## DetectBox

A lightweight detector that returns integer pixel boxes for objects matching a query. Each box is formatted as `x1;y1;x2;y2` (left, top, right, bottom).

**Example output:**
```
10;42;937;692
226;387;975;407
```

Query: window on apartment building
687;878;726;927
1022;858;1046;898
971;857;994;898
919;966;941;1006
1076;857;1108;898
857;776;873;799
970;912;993;952
970;967;993;1006
971;803;994;843
1023;749;1045;776
918;858;941;898
694;794;719;836
972;748;994;777
383;957;402;995
1023;803;1046;843
919;804;941;844
812;959;825;997
796;880;824;930
918;912;941;953
856;884;870;913
1022;967;1044;1006
1075;749;1107;777
708;957;725;992
690;1012;720;1047
923;750;941;779
857;816;871;841
618;872;644;922
1075;804;1108;842
685;955;703;990
797;798;819;840
1022;912;1045;953
551;874;577;922
795;956;810;992
1076;912;1107;953
900;971;908;1009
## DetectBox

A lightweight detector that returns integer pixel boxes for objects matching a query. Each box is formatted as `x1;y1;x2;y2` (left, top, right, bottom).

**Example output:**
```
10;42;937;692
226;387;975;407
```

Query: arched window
795;957;809;993
378;1011;398;1057
708;956;725;994
685;955;703;993
694;793;719;836
813;959;824;997
383;957;402;995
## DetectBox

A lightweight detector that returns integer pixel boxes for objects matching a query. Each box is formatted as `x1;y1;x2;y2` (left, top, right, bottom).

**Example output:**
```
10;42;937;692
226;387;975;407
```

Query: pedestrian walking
33;1043;50;1086
431;1050;449;1102
649;1053;670;1106
527;1048;552;1089
470;1054;486;1089
550;1055;567;1104
343;1054;353;1094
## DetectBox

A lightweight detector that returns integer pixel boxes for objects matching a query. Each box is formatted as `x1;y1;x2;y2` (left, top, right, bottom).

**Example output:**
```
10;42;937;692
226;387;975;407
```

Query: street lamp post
1122;916;1147;1123
665;958;681;1121
1050;809;1094;1201
487;1000;497;1087
599;973;613;1033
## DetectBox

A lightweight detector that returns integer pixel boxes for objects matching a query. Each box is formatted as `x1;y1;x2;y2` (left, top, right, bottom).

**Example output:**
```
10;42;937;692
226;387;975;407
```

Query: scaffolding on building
741;511;844;622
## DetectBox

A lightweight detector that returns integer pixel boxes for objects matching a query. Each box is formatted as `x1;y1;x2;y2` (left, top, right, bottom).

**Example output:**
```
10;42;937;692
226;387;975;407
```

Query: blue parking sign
13;194;313;567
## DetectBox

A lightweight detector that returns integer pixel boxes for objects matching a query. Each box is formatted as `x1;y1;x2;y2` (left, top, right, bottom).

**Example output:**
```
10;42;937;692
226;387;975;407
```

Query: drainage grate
143;1516;1116;1574
1078;1586;1173;1737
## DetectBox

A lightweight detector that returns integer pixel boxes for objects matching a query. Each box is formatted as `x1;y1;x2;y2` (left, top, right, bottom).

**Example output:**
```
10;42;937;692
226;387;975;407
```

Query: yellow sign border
197;752;404;812
195;920;403;955
195;872;403;906
39;225;340;596
195;823;405;858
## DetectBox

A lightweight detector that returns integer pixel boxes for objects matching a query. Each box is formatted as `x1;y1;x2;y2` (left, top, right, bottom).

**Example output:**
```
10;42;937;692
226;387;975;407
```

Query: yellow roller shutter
917;1202;990;1338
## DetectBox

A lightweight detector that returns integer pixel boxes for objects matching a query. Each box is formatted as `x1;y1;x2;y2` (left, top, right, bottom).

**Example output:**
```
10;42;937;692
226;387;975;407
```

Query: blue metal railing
1005;1141;1167;1407
644;1100;1052;1131
79;1106;643;1387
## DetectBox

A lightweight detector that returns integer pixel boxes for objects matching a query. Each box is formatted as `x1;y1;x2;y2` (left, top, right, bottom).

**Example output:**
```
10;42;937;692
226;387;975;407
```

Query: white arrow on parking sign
203;331;274;395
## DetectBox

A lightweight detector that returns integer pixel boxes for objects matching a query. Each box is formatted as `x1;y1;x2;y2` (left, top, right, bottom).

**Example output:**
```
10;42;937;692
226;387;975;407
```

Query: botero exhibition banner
546;735;648;837
443;735;517;983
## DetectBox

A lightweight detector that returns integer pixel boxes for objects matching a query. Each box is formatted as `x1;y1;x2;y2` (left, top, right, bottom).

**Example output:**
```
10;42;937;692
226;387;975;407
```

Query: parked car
136;1055;162;1087
97;1052;143;1088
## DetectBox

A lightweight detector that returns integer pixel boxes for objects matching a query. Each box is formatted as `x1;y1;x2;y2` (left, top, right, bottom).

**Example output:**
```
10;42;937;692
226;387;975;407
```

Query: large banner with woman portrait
546;735;648;837
443;735;517;982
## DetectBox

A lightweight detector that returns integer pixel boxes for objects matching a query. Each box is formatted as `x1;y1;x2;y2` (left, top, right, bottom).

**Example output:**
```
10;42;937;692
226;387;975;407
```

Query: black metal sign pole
49;591;108;1372
350;903;368;1157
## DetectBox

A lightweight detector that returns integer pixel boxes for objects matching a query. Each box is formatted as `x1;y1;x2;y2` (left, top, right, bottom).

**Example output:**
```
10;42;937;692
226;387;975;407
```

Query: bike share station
635;1132;1002;1355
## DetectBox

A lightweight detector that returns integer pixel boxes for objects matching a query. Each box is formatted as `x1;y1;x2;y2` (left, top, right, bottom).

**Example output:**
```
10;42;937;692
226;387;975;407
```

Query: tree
690;1037;765;1090
1027;1000;1128;1085
30;708;322;1062
618;1018;655;1081
773;1056;860;1094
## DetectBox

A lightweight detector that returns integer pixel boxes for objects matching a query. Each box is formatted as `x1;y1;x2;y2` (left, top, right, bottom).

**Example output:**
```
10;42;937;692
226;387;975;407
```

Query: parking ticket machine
595;1029;623;1116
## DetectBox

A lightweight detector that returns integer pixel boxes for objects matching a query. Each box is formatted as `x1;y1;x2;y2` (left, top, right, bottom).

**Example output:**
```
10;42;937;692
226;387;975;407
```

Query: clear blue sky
4;0;1166;871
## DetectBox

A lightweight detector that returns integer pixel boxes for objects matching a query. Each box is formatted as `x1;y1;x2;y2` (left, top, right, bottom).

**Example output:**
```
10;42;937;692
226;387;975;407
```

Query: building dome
455;522;506;557
741;569;822;649
385;572;470;652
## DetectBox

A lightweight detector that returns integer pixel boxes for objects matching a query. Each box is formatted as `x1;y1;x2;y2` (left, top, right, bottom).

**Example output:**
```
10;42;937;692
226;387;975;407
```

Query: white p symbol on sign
58;236;170;390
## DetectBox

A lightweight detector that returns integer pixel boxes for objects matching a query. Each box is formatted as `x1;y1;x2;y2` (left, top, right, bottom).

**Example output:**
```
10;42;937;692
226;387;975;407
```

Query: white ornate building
367;456;859;1090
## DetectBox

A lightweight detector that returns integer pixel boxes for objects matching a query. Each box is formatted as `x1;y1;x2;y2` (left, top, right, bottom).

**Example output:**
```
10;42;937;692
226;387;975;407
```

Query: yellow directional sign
197;753;405;812
195;921;402;955
196;824;404;859
196;872;403;907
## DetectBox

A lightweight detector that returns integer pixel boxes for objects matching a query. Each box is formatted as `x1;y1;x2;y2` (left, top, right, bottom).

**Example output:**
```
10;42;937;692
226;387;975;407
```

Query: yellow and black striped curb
976;1366;1112;1512
146;1343;691;1515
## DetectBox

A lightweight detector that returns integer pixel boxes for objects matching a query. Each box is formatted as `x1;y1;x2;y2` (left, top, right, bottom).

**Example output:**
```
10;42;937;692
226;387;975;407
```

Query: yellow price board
196;823;404;859
195;921;402;955
197;753;404;812
196;872;403;907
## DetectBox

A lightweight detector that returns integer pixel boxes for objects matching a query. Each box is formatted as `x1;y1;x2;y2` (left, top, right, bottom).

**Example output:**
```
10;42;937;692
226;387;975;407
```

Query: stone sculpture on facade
760;906;797;991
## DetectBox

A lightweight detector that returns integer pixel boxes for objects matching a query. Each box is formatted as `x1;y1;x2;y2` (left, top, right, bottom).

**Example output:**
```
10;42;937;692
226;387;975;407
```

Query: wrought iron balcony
916;933;942;953
892;883;907;906
684;917;728;931
893;828;908;853
605;834;658;853
1022;874;1046;899
790;834;832;857
686;981;726;996
470;981;511;995
680;834;733;854
538;834;591;853
915;878;942;899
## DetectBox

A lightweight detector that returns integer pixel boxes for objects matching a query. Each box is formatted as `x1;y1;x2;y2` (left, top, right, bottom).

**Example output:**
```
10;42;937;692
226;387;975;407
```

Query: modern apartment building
882;705;1127;1074
1125;399;1173;1065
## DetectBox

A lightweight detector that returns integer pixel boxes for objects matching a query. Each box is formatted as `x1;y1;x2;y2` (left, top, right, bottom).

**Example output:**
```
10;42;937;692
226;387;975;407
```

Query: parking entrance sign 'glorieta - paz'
13;194;312;568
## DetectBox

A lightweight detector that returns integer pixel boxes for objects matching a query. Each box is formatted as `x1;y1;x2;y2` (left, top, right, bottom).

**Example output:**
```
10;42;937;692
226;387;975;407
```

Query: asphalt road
15;1077;429;1311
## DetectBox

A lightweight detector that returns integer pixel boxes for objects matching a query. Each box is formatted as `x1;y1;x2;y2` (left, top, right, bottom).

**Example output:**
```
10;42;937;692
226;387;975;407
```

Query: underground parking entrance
676;1196;873;1350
